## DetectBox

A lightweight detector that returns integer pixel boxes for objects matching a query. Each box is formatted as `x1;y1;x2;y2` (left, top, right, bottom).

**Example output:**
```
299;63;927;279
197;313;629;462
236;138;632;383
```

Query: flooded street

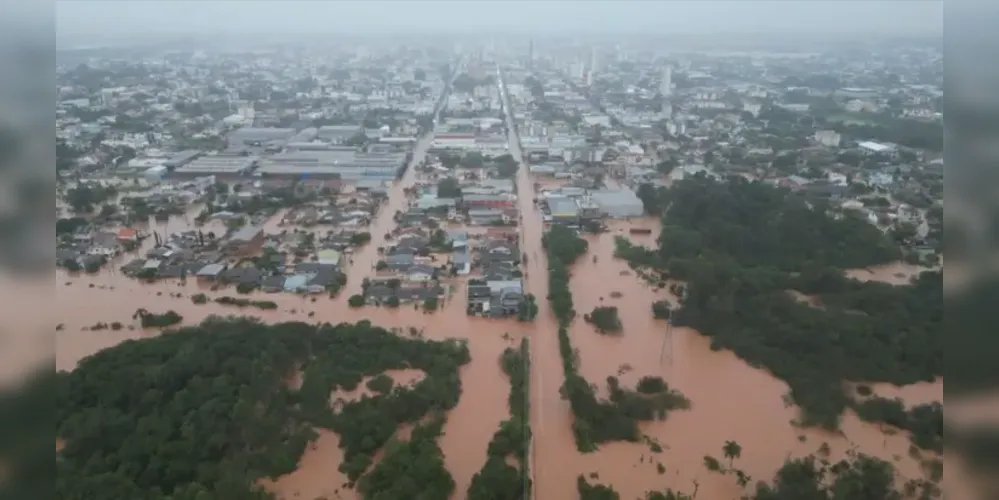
495;74;946;499
55;75;951;500
57;86;530;498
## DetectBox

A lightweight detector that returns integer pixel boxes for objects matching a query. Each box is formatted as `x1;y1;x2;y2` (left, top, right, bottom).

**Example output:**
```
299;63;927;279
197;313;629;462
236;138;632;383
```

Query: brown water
56;102;954;499
528;222;944;500
493;109;947;499
844;262;933;285
56;131;526;499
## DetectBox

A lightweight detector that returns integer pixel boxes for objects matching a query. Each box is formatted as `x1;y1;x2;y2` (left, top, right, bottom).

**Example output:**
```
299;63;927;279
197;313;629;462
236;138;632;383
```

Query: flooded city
52;30;961;500
55;117;947;500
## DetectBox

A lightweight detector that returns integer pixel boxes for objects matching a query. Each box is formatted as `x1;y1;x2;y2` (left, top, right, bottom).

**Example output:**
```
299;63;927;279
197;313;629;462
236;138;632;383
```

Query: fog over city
57;0;942;40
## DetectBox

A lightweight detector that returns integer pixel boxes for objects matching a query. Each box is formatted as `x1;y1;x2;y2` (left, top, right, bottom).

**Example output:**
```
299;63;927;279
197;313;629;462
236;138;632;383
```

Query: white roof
857;141;894;152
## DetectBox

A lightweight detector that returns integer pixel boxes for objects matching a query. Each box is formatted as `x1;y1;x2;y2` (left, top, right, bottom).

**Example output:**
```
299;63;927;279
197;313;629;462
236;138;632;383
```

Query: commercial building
172;155;259;180
317;125;363;143
226;127;297;149
163;150;202;169
255;148;406;183
464;194;515;209
588;188;645;218
431;133;476;151
547;196;580;223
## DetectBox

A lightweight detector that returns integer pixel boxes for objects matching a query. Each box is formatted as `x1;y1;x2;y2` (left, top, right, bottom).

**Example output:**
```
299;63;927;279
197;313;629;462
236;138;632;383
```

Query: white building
827;172;848;186
814;130;842;148
858;141;898;157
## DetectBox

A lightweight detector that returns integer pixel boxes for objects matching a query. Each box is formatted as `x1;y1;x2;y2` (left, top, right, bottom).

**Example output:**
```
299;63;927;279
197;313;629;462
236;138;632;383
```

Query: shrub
583;306;623;334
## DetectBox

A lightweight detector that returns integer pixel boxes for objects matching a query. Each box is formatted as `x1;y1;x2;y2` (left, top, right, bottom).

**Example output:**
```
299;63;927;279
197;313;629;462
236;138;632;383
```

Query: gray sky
56;1;942;38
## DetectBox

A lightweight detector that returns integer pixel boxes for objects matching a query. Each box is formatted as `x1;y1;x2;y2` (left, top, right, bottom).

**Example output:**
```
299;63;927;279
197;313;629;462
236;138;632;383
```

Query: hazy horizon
56;0;943;40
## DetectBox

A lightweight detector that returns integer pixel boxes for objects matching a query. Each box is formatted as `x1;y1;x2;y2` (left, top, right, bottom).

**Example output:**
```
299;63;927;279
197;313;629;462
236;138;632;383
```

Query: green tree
348;294;365;307
722;440;742;467
423;297;439;312
636;183;664;215
350;232;372;246
437;177;461;198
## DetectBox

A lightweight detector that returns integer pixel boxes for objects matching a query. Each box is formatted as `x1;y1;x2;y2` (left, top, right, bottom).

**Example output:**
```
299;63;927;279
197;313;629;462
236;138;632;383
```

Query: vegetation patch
365;373;395;394
651;300;671;320
578;447;933;499
358;417;454;499
851;397;942;452
131;308;183;328
517;293;539;321
467;339;531;499
214;296;279;310
56;317;470;499
543;224;690;453
617;176;940;430
583;306;623;334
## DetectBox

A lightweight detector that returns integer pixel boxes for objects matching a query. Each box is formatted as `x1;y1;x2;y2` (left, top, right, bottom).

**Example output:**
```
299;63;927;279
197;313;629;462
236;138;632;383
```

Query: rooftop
174;155;259;174
230;225;263;243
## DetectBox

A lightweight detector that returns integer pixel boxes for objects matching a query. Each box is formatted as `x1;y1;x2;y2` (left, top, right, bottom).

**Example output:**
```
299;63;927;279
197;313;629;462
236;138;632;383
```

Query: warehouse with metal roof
588;188;645;218
255;149;406;181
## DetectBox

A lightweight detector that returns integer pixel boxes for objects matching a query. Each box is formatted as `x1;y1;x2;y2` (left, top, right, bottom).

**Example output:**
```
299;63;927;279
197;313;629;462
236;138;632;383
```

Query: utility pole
660;320;673;365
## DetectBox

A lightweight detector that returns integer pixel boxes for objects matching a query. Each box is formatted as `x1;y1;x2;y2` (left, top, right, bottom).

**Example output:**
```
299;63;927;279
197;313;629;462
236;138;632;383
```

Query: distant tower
661;66;672;97
586;47;597;86
528;39;534;71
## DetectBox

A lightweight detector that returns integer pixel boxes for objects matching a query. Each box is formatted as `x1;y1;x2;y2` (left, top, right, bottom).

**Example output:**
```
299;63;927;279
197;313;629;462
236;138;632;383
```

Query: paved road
341;61;461;297
497;63;556;500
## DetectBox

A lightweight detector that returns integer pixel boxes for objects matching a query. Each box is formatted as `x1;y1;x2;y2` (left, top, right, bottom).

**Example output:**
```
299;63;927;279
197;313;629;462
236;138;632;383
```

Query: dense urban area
53;31;980;500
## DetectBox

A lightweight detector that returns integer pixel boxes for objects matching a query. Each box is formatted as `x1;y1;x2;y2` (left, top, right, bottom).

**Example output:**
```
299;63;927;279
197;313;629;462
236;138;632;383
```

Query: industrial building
317;125;363;143
547;196;580;223
255;147;406;184
163;150;202;169
226;127;297;149
588;188;645;218
172;154;259;180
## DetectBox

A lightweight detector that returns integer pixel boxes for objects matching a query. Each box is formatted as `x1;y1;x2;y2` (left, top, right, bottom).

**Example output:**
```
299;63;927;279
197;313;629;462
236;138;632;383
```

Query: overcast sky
56;1;942;38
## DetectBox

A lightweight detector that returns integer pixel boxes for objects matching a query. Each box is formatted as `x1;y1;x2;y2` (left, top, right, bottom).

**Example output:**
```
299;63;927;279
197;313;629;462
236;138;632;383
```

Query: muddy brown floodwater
493;93;948;498
57;129;528;500
57;93;955;499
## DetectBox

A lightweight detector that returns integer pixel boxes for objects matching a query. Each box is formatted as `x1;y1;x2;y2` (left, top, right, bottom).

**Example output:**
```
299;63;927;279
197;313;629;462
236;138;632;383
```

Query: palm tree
722;440;742;467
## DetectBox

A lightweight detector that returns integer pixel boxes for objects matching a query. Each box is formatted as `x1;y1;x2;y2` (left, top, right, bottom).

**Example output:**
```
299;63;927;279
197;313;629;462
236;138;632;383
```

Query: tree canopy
615;175;941;429
579;452;933;500
56;317;469;499
437;177;461;198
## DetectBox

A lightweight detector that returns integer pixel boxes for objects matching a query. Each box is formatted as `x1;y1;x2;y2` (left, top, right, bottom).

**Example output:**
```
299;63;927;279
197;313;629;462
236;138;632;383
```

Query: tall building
660;66;672;97
587;47;597;86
